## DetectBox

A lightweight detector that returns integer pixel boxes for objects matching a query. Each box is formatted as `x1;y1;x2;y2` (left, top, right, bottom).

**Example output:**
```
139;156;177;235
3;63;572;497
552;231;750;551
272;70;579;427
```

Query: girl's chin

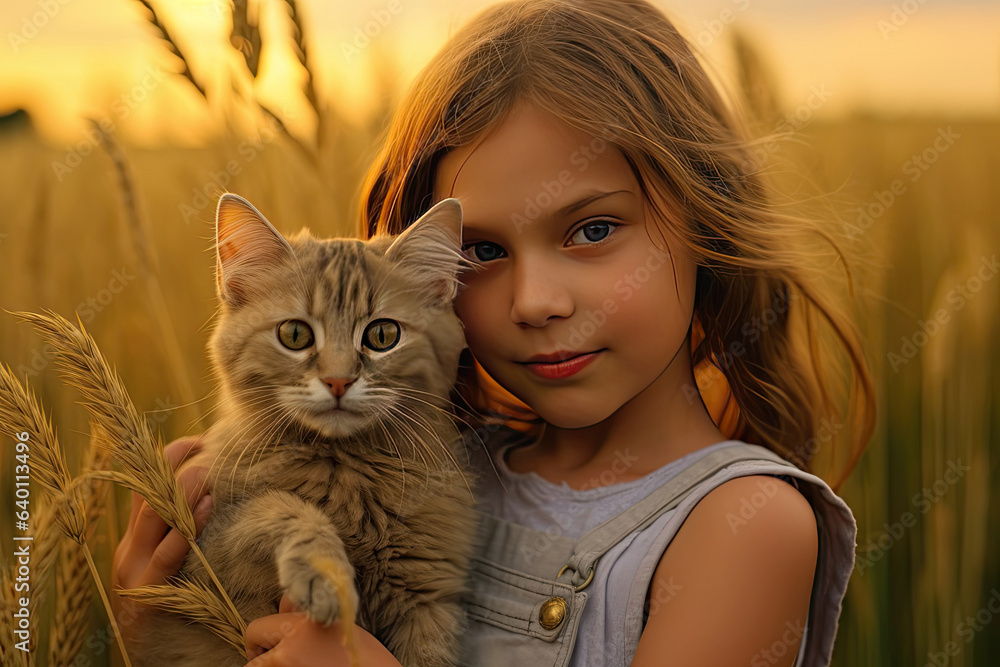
525;401;617;431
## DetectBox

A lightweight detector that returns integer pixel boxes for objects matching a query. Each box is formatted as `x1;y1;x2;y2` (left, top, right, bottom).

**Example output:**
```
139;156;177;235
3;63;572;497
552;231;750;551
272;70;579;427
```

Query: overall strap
555;442;796;590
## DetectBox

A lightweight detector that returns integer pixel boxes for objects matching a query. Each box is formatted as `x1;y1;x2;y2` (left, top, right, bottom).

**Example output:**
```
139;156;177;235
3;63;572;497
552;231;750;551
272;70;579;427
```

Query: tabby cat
131;193;480;666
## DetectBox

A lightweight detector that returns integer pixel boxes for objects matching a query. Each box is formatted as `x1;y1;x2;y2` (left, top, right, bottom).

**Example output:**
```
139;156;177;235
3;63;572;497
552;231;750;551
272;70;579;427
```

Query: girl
113;0;875;665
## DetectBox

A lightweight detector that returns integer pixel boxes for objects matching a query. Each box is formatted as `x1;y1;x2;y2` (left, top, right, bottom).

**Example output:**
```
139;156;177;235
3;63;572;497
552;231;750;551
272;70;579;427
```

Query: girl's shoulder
633;447;856;667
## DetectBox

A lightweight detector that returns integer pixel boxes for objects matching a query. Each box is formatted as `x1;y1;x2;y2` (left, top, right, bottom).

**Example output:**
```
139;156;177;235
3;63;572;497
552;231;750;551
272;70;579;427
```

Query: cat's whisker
244;413;298;496
188;386;277;430
379;386;475;472
391;404;447;470
224;406;291;498
384;395;453;466
369;415;408;516
208;403;288;498
379;404;446;495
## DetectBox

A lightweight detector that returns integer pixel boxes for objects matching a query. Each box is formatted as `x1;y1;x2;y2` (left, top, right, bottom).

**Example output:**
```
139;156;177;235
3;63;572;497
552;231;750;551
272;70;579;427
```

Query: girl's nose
509;257;574;327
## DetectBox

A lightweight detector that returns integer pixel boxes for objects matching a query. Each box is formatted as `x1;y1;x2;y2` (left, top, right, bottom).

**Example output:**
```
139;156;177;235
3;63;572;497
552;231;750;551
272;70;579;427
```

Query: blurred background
1;0;998;665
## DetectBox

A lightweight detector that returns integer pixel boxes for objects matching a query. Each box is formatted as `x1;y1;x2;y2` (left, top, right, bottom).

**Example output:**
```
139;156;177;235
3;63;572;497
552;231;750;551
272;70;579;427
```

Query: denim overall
456;438;830;666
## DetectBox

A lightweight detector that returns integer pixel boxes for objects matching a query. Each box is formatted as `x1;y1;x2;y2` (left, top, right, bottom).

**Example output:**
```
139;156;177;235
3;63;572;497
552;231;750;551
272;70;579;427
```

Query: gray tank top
457;425;857;667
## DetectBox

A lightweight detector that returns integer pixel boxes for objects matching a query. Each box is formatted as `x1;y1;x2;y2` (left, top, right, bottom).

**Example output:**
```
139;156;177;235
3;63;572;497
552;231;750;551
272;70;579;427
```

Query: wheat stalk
48;429;112;666
47;539;93;665
88;119;203;424
231;0;262;78
0;366;86;541
282;0;322;133
4;308;247;636
117;574;247;658
0;362;132;667
129;0;207;98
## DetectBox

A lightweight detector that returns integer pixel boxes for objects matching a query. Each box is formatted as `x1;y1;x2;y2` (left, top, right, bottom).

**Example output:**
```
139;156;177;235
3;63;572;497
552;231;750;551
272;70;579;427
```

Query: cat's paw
277;548;359;627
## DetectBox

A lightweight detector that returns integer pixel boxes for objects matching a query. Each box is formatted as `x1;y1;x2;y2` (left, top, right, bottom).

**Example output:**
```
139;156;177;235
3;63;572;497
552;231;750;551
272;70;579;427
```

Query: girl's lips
521;349;604;379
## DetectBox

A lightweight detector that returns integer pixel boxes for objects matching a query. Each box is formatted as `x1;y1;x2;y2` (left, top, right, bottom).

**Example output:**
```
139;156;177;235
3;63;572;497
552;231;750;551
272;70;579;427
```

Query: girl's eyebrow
554;189;632;218
462;189;634;234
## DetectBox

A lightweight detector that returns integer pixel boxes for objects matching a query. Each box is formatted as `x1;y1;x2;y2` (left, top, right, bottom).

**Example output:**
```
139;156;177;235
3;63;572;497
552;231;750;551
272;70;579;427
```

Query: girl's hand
245;595;402;667
110;435;213;647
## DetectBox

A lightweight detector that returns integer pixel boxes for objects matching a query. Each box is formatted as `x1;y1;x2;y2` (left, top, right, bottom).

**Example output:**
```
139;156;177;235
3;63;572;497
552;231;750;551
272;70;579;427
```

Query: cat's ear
383;198;475;305
215;194;294;306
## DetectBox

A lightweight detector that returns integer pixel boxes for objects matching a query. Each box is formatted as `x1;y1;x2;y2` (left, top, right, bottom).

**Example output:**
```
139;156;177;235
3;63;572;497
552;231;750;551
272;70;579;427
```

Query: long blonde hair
359;0;875;491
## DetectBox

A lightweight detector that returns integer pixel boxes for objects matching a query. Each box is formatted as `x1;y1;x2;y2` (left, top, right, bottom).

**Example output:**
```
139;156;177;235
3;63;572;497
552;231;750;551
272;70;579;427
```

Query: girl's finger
140;493;212;585
277;594;300;614
128;464;209;563
245;612;303;661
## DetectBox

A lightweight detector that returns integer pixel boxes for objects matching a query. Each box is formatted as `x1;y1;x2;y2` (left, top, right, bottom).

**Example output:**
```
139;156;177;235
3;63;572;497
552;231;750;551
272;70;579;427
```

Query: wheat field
1;3;998;666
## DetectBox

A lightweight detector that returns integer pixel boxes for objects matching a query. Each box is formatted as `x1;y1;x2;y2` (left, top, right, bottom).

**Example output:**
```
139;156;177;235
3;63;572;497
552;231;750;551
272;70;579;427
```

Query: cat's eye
362;319;401;352
277;319;315;350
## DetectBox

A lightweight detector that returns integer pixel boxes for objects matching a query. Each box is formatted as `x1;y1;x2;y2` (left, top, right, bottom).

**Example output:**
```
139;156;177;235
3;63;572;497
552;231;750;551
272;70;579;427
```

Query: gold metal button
539;596;567;629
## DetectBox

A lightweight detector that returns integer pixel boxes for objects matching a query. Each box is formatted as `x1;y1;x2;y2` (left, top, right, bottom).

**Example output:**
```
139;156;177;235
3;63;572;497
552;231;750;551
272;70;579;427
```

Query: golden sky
1;0;998;145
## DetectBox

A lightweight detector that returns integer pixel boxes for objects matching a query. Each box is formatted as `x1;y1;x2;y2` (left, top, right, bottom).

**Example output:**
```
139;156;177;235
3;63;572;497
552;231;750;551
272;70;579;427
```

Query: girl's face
433;101;699;430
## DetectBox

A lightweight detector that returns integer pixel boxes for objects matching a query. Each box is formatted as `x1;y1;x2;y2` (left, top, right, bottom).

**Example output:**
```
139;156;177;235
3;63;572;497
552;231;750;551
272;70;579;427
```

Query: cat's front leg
276;522;359;626
197;489;359;628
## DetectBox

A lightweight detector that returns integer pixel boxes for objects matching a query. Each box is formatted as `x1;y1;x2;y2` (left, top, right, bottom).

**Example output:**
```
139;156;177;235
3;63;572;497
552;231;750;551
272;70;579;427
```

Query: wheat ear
89;121;202;423
0;362;132;667
117;574;247;657
129;0;207;98
48;429;112;666
5;308;246;636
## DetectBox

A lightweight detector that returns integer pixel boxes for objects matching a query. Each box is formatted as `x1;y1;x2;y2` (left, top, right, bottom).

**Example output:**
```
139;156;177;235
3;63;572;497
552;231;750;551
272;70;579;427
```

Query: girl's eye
459;220;620;263
362;319;401;352
277;319;315;350
570;220;620;246
461;242;506;263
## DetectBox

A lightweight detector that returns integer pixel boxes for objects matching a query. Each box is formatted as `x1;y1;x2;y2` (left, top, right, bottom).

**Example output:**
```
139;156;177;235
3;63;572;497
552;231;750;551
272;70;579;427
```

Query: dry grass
0;361;127;665
116;576;247;658
0;4;996;665
8;310;246;624
0;310;356;664
47;430;112;666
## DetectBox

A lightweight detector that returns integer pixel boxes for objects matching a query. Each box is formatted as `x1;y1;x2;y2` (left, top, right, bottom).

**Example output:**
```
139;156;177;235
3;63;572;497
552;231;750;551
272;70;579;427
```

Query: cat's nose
321;376;355;398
